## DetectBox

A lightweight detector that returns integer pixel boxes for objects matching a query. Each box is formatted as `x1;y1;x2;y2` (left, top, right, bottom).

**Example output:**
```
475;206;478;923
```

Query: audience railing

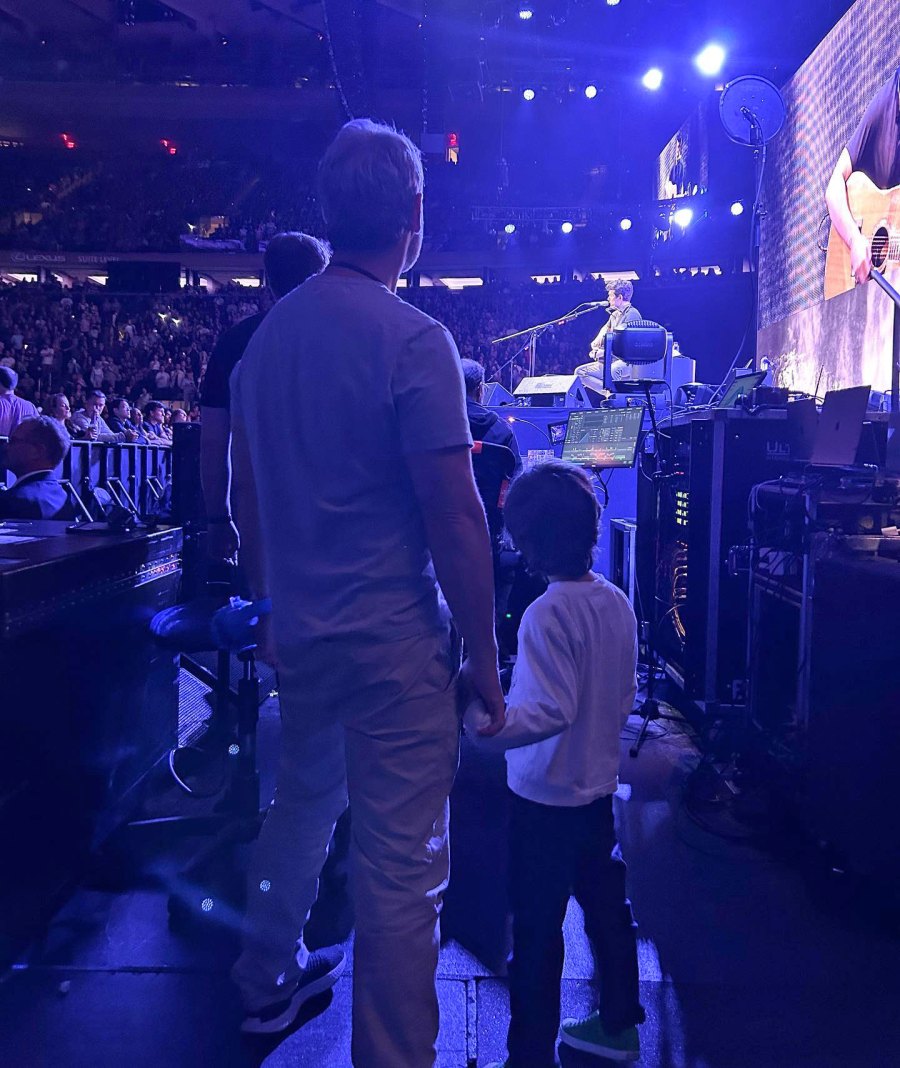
1;439;172;519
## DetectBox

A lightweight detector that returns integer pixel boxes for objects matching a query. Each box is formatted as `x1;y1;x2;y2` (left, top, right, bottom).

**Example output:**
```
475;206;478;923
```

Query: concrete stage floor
2;691;899;1067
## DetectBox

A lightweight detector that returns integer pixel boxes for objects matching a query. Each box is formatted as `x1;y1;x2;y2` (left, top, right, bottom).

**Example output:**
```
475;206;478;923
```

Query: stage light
606;0;620;6
620;217;633;231
730;200;745;216
584;84;598;99
672;207;694;228
561;221;574;234
642;68;663;91
504;223;517;234
522;87;536;101
695;43;726;77
518;5;533;19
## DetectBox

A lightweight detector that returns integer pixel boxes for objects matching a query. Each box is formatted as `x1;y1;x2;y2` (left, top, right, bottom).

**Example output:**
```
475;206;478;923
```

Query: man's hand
850;230;873;287
460;655;505;736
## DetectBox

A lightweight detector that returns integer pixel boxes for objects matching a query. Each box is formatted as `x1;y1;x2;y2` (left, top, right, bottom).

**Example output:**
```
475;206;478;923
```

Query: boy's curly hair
503;460;599;579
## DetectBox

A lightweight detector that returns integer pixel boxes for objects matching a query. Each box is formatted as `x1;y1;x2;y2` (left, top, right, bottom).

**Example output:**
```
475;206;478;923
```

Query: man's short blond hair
318;119;424;253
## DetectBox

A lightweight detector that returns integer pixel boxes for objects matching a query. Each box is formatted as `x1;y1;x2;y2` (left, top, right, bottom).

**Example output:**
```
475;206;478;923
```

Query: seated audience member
143;401;172;445
465;461;645;1068
0;416;74;520
72;390;121;442
107;397;143;443
461;358;522;473
188;402;202;423
172;408;188;425
45;393;76;438
201;231;330;561
0;367;39;437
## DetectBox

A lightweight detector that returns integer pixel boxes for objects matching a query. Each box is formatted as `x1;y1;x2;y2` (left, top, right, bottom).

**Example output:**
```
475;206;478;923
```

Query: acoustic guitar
824;171;900;299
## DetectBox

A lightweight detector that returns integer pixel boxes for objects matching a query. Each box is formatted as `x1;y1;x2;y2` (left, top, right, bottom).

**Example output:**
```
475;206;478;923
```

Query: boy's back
502;573;638;807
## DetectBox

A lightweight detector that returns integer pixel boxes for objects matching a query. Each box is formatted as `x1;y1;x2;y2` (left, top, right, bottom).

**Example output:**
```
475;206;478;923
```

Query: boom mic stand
491;302;609;386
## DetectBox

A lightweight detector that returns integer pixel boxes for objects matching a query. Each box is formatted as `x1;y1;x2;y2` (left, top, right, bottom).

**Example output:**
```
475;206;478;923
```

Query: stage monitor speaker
482;382;515;405
107;261;182;293
513;374;590;408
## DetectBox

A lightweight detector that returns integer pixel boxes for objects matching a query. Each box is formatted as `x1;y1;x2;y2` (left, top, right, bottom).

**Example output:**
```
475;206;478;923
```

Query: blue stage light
642;68;663;91
730;201;745;216
522;88;536;101
672;207;694;228
518;5;533;19
561;221;574;234
695;43;726;77
584;84;598;99
620;217;633;231
504;223;516;234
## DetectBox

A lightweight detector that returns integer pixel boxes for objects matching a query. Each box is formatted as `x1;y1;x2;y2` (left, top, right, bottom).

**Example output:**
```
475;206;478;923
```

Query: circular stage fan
719;75;786;147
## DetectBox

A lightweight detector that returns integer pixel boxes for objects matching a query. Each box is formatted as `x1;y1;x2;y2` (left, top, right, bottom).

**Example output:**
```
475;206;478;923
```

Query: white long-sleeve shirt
468;573;637;807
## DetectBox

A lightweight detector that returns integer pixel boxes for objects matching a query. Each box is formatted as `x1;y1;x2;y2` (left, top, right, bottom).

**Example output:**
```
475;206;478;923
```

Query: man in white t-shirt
229;119;505;1064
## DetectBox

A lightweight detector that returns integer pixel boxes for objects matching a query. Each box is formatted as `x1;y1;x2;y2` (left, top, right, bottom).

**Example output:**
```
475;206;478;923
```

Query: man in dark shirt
461;358;522;471
826;67;900;288
200;233;330;560
575;281;644;394
107;396;145;443
0;416;74;520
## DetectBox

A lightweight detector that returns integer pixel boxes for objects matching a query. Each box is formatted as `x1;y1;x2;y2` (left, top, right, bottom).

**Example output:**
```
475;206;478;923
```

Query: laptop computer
809;386;871;466
716;369;767;409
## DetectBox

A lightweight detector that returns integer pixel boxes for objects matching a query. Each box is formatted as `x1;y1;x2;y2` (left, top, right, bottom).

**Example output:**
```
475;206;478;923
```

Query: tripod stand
629;625;671;758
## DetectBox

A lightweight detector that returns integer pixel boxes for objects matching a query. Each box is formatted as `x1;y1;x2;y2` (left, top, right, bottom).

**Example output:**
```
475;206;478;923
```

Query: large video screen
757;0;900;393
656;104;709;201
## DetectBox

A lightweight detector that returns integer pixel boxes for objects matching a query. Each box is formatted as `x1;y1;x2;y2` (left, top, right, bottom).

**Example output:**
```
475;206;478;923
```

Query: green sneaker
559;1012;640;1061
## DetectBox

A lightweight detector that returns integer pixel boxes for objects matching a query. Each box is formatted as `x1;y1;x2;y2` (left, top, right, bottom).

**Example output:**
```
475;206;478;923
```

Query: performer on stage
574;281;642;395
825;67;900;292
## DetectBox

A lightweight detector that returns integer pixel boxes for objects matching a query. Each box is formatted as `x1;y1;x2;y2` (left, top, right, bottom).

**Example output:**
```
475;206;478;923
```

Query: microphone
740;105;761;129
555;301;610;325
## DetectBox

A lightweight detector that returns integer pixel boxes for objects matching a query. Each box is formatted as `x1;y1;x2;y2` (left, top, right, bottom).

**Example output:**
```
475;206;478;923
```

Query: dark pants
507;790;645;1068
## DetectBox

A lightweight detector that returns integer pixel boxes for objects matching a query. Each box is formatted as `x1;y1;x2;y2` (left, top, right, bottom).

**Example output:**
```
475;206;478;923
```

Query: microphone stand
869;268;900;472
491;302;609;382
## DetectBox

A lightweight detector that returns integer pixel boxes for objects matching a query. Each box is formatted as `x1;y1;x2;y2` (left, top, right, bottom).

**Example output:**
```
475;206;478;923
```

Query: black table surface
0;521;183;638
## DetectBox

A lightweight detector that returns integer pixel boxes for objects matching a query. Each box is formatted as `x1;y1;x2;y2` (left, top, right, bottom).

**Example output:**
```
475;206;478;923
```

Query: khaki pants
232;624;460;1068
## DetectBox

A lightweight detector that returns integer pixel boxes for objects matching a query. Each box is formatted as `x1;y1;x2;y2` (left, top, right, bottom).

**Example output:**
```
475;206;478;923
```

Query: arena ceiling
0;0;419;41
0;0;860;159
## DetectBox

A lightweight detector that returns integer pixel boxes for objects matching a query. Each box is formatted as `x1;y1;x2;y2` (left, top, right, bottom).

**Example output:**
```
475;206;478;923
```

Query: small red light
168;146;177;155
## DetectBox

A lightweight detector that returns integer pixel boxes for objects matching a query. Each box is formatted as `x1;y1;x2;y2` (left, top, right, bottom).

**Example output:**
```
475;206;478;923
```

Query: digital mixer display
560;406;644;469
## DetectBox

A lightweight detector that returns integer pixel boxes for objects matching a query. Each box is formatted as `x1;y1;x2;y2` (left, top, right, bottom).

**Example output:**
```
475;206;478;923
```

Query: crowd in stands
0;268;739;434
0;277;625;423
0;282;262;435
0;150;676;256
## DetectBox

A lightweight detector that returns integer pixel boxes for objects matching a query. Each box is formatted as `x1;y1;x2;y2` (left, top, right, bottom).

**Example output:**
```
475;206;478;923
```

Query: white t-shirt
467;573;638;807
230;271;472;648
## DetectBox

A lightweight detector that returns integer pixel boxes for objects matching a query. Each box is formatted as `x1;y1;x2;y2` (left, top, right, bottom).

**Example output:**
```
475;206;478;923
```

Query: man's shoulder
214;312;265;354
278;276;452;343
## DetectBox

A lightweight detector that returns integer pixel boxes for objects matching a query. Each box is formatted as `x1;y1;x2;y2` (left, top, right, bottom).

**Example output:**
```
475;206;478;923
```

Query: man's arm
406;446;505;730
200;405;240;561
230;417;276;665
465;611;578;750
825;147;872;287
97;416;121;443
